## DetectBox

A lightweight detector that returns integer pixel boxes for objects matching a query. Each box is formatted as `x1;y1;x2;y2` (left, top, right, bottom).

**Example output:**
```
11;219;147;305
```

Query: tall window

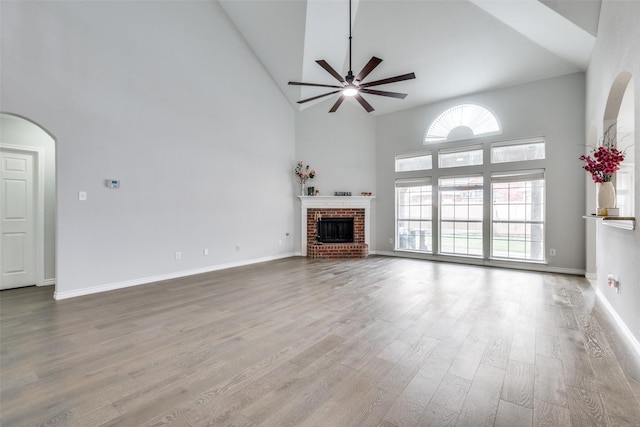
491;171;545;261
396;179;432;252
439;176;483;256
396;103;546;264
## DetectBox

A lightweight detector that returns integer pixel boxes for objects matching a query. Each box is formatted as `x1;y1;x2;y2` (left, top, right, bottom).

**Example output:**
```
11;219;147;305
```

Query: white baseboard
53;252;296;300
375;251;585;275
594;287;640;357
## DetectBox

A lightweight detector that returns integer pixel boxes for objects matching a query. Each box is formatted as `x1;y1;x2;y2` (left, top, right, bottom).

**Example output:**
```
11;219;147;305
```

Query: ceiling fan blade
354;93;374;113
288;82;343;89
329;95;346;113
355;56;383;82
297;90;341;104
360;88;408;99
316;60;346;83
361;72;416;88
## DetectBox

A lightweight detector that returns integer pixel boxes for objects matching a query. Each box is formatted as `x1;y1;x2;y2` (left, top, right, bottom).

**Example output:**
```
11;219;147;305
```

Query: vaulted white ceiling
219;0;600;116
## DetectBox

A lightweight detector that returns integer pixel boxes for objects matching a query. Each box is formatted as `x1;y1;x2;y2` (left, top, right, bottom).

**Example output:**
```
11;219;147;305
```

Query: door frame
1;143;46;287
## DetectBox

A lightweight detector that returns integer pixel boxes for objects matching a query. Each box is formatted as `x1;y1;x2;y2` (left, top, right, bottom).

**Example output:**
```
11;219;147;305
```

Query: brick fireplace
299;196;373;259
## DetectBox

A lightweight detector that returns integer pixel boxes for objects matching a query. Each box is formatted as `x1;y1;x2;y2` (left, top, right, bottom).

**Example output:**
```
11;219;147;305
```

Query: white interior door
1;149;36;289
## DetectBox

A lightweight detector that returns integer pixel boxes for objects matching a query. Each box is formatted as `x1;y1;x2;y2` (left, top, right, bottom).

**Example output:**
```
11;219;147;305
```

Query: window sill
582;215;636;230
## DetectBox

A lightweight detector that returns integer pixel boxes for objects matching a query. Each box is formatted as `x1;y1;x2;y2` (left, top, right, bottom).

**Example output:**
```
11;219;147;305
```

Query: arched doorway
0;113;56;290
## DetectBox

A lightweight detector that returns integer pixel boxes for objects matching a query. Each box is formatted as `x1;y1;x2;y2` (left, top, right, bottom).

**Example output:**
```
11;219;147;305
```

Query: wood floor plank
559;333;598;392
535;331;562;359
533;399;570;427
296;358;393;426
430;373;472;413
566;385;607;427
243;361;355;426
494;399;532;427
381;345;450;427
454;363;505;427
586;336;640;424
508;320;536;365
416;403;458;427
534;354;568;408
448;333;490;380
501;360;534;409
555;305;580;330
2;256;639;426
480;333;513;370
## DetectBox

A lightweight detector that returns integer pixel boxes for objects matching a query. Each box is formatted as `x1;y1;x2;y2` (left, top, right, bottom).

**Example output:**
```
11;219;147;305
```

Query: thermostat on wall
106;179;120;188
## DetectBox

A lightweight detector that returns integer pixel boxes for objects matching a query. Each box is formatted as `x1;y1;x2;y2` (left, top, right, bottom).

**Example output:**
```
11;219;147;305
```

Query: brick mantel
298;196;374;257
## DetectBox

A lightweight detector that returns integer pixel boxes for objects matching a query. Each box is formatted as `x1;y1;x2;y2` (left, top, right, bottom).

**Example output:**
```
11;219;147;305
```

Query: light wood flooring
1;256;640;426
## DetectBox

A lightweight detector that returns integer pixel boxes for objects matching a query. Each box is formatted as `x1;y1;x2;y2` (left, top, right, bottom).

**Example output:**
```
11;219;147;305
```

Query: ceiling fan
288;0;416;113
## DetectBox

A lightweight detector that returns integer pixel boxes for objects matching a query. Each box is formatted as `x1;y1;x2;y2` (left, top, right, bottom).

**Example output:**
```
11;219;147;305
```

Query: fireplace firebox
317;218;354;243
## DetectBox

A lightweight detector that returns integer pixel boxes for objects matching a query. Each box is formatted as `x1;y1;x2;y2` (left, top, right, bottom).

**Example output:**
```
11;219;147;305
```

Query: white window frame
490;170;546;262
438;145;484;168
438;175;484;257
491;137;546;164
395;178;433;253
395;152;433;172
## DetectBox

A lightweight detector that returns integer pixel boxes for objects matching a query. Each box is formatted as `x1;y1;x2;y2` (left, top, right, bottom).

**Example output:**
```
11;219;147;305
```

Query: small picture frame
307;186;315;196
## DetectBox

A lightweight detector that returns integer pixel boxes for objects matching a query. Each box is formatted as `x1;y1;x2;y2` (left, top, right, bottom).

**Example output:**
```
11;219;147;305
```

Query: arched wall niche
604;71;632;123
602;72;635;216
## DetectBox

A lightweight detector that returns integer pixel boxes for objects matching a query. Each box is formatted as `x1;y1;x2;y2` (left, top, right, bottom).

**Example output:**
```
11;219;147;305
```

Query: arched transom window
425;103;501;144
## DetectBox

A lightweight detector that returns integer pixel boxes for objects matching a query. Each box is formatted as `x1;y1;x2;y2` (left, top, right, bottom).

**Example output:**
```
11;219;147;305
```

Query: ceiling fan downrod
287;0;416;113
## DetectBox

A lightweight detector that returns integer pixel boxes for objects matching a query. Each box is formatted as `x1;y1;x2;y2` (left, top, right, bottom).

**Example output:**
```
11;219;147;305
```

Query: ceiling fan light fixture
342;86;358;97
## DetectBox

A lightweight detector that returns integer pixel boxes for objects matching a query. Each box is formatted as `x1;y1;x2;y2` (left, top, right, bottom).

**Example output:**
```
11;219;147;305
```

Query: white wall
1;1;296;298
0;114;56;283
294;100;377;253
375;73;587;272
586;0;640;345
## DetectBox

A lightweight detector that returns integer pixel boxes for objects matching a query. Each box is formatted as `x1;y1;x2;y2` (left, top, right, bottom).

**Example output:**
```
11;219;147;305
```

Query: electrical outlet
235;244;240;252
78;191;87;201
203;248;208;256
279;240;282;246
175;251;181;260
549;249;556;256
607;274;620;293
389;238;393;245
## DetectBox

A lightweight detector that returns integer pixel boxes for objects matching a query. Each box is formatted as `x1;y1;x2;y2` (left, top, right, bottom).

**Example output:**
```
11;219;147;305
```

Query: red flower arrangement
579;124;625;183
295;161;316;184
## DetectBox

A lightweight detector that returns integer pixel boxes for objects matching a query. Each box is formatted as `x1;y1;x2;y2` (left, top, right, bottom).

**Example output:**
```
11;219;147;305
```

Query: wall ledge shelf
582;215;636;230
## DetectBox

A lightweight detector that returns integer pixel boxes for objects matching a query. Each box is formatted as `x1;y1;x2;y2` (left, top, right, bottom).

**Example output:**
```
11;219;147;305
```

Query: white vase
300;181;306;196
597;181;616;212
